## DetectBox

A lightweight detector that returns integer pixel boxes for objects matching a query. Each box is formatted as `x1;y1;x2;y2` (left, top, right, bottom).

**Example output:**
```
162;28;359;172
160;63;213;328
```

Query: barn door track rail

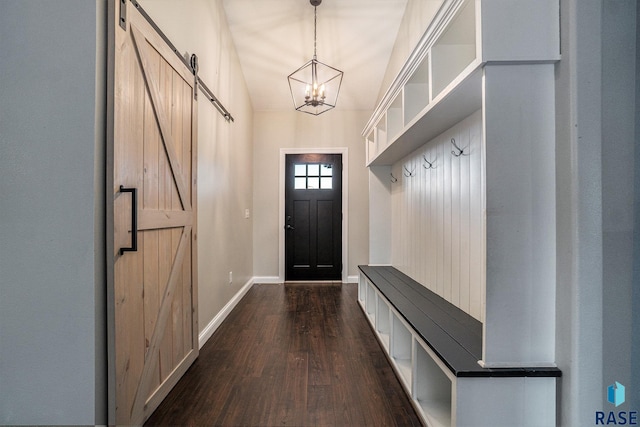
121;0;235;122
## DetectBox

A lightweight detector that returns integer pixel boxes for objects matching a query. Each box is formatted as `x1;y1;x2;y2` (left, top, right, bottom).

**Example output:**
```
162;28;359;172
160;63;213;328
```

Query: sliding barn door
107;4;198;425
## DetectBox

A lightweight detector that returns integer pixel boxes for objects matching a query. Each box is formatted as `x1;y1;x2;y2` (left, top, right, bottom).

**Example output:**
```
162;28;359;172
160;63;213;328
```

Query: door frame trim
279;148;349;283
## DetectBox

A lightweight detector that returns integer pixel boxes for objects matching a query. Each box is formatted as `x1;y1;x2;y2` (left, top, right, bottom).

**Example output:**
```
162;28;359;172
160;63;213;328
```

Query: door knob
285;224;295;230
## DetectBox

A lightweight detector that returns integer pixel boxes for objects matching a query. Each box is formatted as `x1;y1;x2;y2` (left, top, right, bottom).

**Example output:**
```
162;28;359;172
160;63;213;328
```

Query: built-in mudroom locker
359;0;561;425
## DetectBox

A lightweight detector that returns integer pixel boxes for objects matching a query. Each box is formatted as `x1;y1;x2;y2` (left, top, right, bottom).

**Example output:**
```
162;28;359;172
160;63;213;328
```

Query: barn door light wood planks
107;3;198;425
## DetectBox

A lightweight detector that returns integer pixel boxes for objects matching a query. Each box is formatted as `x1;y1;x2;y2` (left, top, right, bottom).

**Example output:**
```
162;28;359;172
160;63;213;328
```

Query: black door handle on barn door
119;185;138;255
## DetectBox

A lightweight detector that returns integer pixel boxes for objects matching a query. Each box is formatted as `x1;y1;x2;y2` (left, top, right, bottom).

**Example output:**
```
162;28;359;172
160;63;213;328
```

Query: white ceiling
222;0;408;112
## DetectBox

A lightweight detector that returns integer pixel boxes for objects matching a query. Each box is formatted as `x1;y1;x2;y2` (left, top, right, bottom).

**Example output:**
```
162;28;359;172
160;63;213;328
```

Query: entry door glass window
294;163;333;190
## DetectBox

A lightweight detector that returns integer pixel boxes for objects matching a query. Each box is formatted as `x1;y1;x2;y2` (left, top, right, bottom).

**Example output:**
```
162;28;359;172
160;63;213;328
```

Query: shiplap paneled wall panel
391;110;484;321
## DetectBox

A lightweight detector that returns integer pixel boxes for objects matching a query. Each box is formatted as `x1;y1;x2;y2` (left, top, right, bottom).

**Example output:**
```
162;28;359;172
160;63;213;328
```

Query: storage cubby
390;312;412;388
366;282;376;322
375;296;390;351
363;0;482;167
386;94;403;141
364;0;560;166
365;129;376;164
357;267;560;427
403;54;430;126
431;0;476;98
374;115;387;152
358;275;366;305
414;342;453;427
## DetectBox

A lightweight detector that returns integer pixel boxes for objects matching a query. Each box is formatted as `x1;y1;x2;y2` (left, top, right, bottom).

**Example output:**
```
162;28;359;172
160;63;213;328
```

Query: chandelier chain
313;6;317;59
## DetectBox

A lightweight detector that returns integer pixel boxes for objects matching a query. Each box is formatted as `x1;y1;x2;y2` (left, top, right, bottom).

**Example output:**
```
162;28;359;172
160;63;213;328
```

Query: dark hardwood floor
145;283;422;426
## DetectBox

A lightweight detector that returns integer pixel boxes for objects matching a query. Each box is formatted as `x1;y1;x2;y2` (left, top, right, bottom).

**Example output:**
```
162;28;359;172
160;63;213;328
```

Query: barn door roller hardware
190;54;199;101
119;0;234;122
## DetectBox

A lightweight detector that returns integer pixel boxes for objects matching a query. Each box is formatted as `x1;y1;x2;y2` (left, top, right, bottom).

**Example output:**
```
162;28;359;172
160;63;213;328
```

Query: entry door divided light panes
294;163;333;190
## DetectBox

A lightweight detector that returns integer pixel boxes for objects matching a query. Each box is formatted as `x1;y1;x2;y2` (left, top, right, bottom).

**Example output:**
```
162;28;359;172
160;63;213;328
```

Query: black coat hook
423;155;435;169
450;138;469;157
403;165;415;177
390;173;398;183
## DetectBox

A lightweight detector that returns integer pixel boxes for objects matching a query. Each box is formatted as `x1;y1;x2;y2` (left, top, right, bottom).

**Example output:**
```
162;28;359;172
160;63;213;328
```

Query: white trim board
278;148;349;283
253;276;358;284
198;278;254;349
252;276;282;284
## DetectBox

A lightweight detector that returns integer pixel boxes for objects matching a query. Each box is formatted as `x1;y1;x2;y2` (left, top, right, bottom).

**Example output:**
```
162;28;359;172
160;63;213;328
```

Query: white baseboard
254;275;358;284
252;276;283;284
198;278;254;349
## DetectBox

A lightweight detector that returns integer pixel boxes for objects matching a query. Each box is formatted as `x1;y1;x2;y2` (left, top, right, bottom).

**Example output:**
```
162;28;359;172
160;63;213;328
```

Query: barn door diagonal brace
119;0;127;30
128;0;235;122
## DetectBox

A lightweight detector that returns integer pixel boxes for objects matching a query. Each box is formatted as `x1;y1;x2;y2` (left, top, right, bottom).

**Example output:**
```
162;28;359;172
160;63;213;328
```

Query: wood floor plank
145;283;422;426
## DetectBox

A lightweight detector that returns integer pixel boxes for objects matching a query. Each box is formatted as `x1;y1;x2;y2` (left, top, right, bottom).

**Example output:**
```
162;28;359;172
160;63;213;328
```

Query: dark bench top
359;265;561;378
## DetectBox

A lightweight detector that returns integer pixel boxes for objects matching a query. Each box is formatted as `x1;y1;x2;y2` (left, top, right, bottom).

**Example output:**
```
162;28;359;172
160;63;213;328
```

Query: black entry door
285;153;342;281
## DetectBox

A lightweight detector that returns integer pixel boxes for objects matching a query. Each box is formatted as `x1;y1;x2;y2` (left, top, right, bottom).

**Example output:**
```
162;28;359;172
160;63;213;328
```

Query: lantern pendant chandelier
288;0;343;115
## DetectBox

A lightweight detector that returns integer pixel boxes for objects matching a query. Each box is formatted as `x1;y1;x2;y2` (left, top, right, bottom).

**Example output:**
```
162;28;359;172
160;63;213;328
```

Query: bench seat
359;265;560;379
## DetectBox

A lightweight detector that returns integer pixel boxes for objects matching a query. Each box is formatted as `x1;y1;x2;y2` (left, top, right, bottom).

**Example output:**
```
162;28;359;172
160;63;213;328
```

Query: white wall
252;110;370;282
137;0;255;335
601;0;637;407
391;111;484;321
376;0;444;105
634;3;640;411
555;0;639;424
0;1;106;424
